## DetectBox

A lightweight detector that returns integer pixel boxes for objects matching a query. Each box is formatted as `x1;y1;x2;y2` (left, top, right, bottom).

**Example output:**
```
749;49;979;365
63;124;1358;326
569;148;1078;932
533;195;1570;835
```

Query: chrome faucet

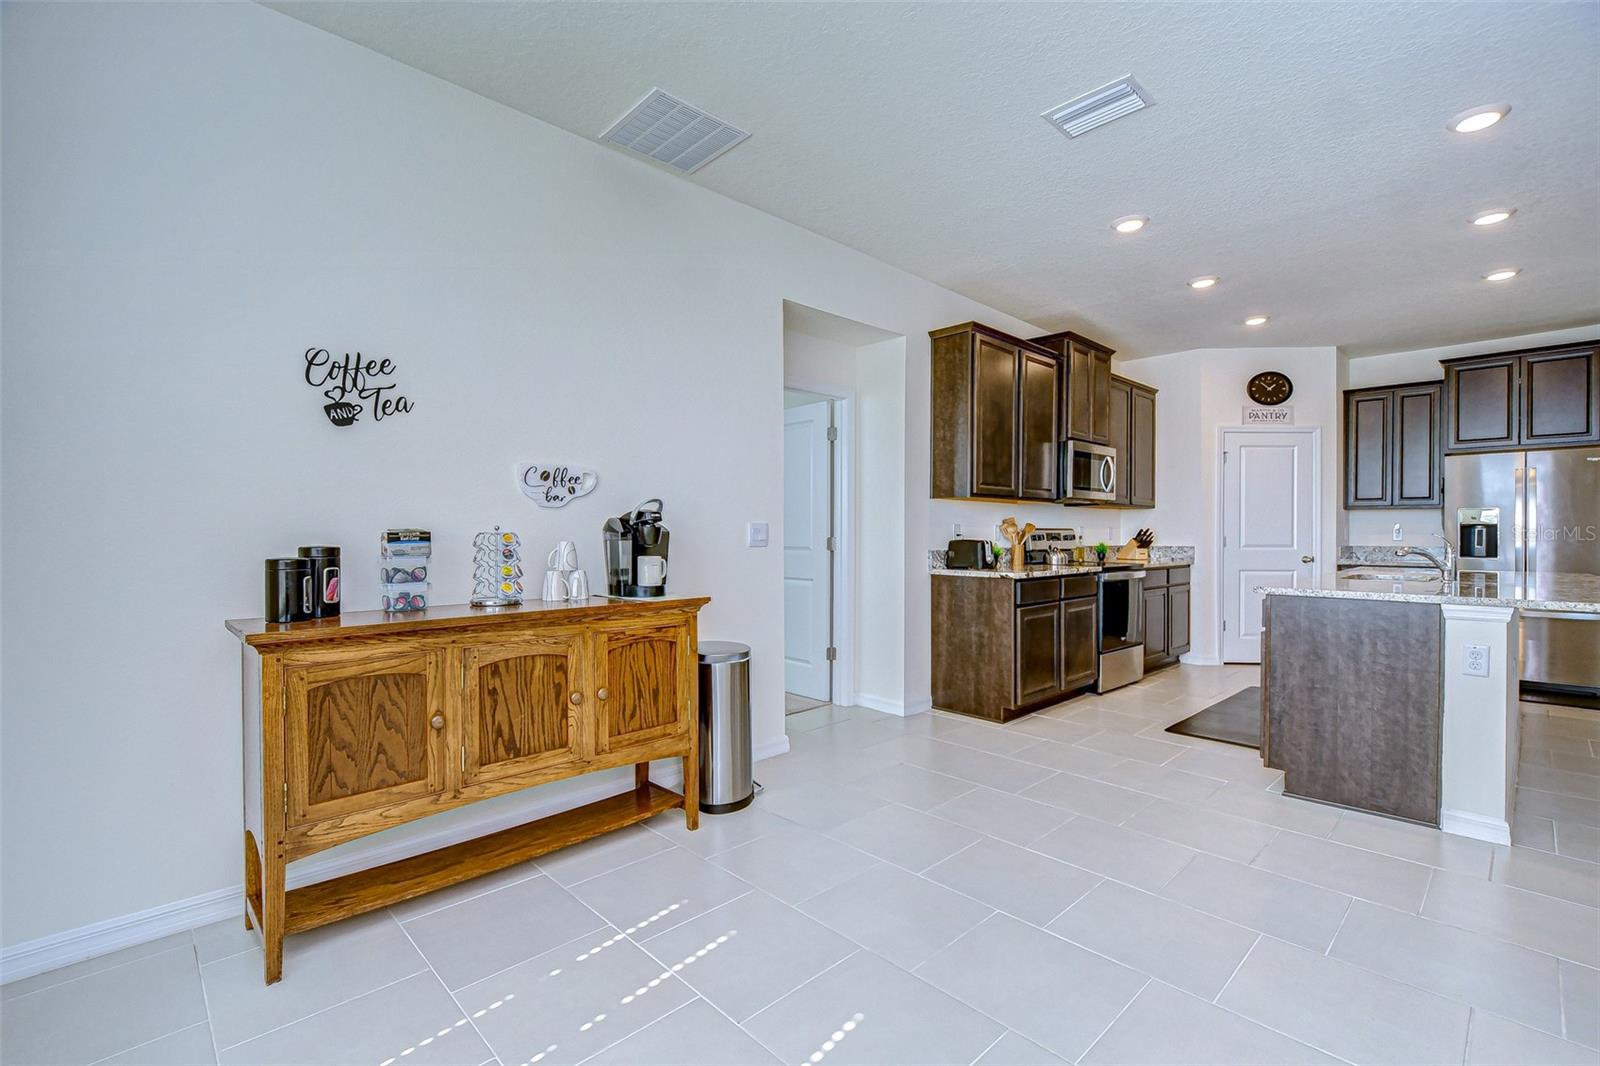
1398;533;1456;577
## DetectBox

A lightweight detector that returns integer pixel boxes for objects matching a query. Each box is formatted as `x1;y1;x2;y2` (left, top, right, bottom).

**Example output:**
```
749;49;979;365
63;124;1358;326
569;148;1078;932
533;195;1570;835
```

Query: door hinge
826;646;837;662
1223;619;1228;632
460;744;466;772
826;536;836;552
282;782;288;815
826;425;838;442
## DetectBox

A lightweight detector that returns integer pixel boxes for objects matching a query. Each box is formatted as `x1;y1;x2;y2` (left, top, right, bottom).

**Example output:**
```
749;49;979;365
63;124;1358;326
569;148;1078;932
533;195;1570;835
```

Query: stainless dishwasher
1095;569;1145;692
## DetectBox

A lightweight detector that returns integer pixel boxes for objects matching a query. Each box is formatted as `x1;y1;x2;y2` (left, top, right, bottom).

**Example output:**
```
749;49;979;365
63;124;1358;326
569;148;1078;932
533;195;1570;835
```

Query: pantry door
1220;428;1320;663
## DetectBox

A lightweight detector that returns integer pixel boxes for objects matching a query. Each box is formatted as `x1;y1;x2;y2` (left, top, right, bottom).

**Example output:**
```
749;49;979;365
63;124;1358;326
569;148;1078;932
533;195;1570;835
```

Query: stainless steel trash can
697;641;753;814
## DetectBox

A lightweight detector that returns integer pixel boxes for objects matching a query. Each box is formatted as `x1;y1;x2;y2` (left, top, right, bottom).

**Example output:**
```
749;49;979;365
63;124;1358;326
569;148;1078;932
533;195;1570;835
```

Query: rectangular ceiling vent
1042;76;1153;139
601;88;750;174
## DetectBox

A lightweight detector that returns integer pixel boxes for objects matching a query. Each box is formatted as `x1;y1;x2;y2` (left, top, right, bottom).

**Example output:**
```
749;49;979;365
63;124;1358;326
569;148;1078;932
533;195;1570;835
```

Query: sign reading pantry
303;347;415;427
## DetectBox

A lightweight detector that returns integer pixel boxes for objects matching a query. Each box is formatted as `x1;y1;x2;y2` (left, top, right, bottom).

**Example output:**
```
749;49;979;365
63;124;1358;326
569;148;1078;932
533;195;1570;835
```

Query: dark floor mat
1166;687;1261;749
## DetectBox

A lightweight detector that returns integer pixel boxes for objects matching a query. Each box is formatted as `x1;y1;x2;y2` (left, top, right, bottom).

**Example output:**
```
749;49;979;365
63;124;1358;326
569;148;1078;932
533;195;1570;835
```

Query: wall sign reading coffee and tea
303;348;415;427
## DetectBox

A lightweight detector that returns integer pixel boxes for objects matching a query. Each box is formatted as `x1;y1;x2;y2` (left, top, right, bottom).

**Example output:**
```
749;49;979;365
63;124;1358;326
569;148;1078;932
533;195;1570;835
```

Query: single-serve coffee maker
603;498;670;598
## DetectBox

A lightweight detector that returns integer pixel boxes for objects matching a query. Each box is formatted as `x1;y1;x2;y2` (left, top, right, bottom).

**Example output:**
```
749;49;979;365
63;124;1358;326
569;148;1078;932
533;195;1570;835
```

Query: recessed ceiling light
1484;268;1520;282
1188;276;1219;289
1112;215;1148;234
1449;105;1509;134
1244;315;1269;326
1472;208;1516;226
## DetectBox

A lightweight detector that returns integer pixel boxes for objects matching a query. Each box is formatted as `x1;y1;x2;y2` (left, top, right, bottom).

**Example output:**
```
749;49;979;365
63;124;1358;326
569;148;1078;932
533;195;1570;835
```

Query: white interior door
784;400;833;700
1221;428;1318;663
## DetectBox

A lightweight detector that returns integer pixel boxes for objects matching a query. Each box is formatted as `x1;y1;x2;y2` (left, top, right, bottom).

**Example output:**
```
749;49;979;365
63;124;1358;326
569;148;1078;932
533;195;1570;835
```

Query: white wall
1340;323;1600;547
1114;348;1341;663
0;1;1049;953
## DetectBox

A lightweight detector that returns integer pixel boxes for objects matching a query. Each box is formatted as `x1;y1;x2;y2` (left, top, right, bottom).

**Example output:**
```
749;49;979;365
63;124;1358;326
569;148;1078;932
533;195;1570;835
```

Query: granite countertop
1257;568;1600;614
931;560;1193;579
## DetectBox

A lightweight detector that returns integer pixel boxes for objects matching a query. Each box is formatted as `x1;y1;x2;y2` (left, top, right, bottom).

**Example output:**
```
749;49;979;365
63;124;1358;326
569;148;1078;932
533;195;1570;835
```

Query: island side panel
1264;595;1443;825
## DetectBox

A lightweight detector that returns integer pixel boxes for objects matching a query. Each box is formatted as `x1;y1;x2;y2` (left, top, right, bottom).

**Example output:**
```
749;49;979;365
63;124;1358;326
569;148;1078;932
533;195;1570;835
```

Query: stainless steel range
1095;568;1145;692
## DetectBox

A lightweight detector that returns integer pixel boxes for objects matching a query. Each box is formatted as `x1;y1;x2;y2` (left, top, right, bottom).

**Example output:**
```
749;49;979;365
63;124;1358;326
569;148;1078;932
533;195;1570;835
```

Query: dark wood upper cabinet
1443;343;1599;453
1345;389;1393;507
1129;383;1157;508
1019;349;1061;499
931;323;1060;500
1394;384;1444;506
972;333;1022;496
1030;331;1114;444
1521;347;1599;446
1344;382;1442;509
1445;356;1517;452
1107;376;1132;506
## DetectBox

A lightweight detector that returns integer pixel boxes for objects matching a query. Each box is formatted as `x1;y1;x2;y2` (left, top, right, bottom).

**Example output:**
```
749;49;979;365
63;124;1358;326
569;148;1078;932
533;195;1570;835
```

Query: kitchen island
1258;568;1600;842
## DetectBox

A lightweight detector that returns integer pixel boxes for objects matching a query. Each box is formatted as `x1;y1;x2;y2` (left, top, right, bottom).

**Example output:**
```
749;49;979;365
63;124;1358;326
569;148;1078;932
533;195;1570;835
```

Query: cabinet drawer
1143;568;1168;589
1063;575;1097;600
1165;566;1190;586
1015;578;1063;605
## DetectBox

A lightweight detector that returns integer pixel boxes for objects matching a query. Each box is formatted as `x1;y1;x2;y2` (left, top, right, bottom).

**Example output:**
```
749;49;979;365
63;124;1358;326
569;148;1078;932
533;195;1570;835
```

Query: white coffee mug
548;541;578;571
636;556;667;586
567;569;590;600
541;569;570;601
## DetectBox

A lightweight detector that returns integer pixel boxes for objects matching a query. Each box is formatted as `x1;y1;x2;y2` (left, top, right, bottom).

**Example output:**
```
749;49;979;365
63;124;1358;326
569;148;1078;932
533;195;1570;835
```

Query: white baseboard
1;748;782;986
1440;808;1511;846
854;694;931;717
1178;653;1222;666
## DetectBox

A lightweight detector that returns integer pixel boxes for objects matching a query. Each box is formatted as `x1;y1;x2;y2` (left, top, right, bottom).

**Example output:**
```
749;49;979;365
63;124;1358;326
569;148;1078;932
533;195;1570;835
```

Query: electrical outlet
1463;643;1490;677
1393;523;1403;542
746;522;769;548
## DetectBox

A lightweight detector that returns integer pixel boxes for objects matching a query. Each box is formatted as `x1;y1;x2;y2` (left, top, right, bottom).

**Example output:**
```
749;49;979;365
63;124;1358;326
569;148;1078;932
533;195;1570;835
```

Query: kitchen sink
1339;567;1445;582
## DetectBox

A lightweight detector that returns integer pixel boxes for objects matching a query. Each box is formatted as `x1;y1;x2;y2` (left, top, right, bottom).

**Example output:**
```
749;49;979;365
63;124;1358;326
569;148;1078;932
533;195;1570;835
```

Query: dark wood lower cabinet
1015;603;1062;705
1142;567;1191;672
932;575;1097;722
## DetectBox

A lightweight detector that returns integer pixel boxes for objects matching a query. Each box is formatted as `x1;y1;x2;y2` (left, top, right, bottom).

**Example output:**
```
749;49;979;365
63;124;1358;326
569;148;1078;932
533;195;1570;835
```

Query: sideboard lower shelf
253;782;684;937
228;595;707;984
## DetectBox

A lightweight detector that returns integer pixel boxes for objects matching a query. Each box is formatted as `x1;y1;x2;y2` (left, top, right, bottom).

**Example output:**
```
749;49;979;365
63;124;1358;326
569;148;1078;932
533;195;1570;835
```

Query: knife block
1115;538;1149;563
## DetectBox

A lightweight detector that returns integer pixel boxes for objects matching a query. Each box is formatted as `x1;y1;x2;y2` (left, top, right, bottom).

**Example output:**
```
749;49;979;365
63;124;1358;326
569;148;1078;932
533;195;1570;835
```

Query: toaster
945;539;994;570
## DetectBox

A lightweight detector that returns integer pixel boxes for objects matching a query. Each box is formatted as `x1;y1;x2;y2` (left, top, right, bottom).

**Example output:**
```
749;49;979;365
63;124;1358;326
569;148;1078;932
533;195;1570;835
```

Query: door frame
782;386;856;708
1213;425;1322;664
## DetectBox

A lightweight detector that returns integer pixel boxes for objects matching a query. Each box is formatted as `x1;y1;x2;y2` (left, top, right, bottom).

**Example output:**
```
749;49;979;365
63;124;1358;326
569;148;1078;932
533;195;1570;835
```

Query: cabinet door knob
430;713;445;730
597;687;609;701
570;692;583;706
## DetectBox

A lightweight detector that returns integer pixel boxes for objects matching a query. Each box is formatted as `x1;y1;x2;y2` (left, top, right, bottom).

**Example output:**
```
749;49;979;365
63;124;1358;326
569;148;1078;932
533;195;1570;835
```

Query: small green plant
1094;542;1109;555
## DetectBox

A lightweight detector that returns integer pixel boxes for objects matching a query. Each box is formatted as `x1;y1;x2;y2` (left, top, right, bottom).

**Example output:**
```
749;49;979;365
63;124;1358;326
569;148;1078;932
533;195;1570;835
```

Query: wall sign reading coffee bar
520;463;598;507
303;347;415;427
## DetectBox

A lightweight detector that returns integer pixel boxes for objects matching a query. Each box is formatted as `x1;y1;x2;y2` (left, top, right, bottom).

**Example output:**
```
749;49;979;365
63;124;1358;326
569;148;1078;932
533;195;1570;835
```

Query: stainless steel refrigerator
1445;447;1600;694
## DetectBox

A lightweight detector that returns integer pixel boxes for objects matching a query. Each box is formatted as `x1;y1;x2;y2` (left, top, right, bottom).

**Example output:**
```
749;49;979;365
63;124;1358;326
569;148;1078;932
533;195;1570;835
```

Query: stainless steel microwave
1061;439;1117;502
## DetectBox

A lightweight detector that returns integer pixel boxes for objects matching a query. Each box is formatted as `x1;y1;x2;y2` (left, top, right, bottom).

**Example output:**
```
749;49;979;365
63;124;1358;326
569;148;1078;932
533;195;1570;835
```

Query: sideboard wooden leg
243;832;261;931
262;850;286;984
681;753;699;830
634;762;650;791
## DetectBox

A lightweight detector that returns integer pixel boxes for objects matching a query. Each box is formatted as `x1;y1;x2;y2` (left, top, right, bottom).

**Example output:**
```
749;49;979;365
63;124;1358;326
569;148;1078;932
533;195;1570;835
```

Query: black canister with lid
264;557;314;623
297;545;342;618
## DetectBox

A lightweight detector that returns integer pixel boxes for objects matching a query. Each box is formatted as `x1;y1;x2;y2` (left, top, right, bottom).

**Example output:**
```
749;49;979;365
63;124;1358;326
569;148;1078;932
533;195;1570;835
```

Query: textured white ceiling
266;1;1600;357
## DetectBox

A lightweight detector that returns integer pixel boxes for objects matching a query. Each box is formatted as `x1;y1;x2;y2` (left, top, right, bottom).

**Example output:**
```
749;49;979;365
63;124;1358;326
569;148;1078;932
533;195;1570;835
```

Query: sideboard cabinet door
592;621;693;756
284;648;449;827
461;634;585;786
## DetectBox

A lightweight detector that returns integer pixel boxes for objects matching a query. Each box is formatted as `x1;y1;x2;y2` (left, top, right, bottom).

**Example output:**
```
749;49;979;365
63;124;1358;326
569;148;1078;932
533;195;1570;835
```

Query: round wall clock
1247;371;1294;406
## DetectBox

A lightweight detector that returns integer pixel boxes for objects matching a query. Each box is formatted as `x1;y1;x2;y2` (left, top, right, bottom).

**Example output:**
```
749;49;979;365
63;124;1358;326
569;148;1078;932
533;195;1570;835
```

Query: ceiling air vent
601;88;750;174
1042;76;1153;139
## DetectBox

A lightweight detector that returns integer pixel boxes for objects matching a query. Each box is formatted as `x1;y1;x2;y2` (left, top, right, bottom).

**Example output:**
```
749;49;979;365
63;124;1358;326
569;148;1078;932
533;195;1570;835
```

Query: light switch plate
747;522;769;548
952;523;963;538
1392;523;1403;542
1463;643;1490;677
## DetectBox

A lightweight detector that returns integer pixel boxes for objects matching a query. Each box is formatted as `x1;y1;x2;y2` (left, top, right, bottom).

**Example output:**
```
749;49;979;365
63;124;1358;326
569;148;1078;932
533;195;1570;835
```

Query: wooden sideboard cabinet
227;596;707;984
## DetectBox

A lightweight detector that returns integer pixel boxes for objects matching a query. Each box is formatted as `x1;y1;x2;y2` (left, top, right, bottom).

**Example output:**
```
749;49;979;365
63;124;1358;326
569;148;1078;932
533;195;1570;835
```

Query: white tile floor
5;664;1599;1065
